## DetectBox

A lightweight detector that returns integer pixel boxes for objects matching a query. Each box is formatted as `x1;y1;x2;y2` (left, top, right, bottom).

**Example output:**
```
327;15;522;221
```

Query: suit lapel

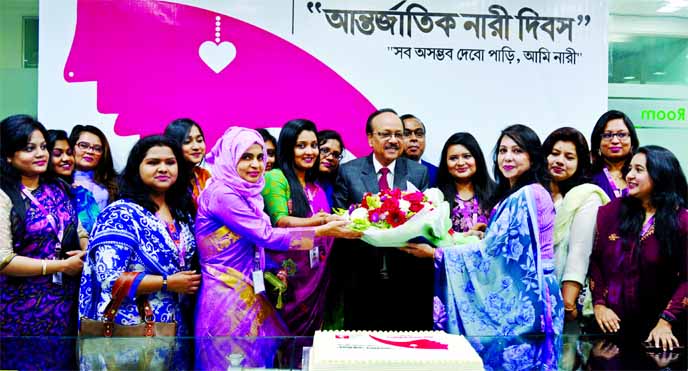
361;155;380;194
393;158;408;190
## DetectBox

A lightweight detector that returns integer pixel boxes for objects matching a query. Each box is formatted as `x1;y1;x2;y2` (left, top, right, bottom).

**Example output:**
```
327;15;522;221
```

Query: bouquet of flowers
335;188;454;247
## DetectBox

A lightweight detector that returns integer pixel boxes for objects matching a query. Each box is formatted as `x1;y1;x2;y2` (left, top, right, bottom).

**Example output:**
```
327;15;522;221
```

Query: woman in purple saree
194;127;357;369
262;119;348;336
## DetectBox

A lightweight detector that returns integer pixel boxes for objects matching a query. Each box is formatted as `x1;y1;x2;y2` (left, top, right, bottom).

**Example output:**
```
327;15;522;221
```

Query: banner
39;0;607;169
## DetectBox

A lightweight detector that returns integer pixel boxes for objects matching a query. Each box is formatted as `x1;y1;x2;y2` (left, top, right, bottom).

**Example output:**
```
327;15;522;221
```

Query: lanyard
21;185;64;256
641;215;655;237
456;196;480;226
603;168;625;198
161;219;187;268
304;183;317;215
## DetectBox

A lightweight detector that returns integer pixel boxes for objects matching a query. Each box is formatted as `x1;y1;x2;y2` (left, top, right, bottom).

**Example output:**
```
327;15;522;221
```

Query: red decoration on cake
369;335;449;350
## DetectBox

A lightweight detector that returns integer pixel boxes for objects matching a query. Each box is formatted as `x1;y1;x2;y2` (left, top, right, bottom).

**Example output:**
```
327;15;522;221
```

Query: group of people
0;109;686;369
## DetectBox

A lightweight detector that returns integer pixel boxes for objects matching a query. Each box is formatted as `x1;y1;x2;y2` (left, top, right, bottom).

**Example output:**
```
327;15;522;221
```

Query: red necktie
378;167;390;191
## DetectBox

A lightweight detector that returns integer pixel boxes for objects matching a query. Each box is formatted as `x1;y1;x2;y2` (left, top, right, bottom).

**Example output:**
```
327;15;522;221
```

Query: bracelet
660;312;675;323
161;275;168;292
41;259;47;276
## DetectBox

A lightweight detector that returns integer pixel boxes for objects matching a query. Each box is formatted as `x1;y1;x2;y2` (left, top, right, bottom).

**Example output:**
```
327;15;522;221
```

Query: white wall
0;0;39;119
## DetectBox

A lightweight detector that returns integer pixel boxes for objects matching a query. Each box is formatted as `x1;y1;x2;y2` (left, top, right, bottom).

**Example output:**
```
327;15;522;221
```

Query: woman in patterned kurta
435;133;494;233
78;136;199;369
0;115;85;370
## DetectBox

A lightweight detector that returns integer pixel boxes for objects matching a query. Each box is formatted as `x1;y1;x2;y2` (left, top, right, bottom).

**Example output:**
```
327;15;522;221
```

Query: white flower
350;207;369;222
398;199;411;213
423;188;444;205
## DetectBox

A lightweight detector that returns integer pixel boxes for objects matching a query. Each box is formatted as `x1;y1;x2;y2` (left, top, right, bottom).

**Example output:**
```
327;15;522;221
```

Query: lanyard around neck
603;168;625;198
159;217;188;268
21;185;64;252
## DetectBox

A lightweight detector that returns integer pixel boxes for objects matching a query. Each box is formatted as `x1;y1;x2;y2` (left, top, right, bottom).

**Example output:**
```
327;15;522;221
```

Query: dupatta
434;185;563;336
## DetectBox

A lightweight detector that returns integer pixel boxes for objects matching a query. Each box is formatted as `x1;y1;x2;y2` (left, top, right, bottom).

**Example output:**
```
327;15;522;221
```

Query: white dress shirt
372;157;396;189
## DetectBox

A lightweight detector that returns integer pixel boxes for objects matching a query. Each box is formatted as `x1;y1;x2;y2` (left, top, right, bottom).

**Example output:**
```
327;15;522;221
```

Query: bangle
660;312;674;323
41;259;47;276
161;275;168;292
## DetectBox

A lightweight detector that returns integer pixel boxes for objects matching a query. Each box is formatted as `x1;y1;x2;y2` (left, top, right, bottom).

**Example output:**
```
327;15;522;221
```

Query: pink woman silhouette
64;0;375;155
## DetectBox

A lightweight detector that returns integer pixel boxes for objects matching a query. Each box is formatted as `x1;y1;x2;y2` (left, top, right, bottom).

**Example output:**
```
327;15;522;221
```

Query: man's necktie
378;167;390;191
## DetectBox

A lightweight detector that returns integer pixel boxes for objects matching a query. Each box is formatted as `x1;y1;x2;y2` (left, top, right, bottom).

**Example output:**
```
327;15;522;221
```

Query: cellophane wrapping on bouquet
336;188;461;247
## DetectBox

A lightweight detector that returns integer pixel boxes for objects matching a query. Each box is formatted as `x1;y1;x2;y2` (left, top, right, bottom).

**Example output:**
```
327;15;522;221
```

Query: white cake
308;330;484;371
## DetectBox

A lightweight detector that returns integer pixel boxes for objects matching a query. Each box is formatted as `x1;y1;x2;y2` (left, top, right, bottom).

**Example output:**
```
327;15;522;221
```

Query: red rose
409;202;424;213
386;209;407;227
389;188;402;199
380;197;399;213
361;192;372;208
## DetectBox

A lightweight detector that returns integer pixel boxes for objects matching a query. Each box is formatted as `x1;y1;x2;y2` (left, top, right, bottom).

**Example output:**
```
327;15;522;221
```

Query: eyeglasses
52;148;74;157
320;147;343;160
373;132;404;141
601;132;629;141
76;141;103;154
403;129;425;138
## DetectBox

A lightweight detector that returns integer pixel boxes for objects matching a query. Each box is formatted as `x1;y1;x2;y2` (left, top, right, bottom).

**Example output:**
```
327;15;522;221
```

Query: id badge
309;246;320;269
252;270;265;294
52;272;63;285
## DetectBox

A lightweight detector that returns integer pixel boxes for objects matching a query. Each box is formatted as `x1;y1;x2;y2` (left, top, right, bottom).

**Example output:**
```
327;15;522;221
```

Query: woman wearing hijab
194;127;359;369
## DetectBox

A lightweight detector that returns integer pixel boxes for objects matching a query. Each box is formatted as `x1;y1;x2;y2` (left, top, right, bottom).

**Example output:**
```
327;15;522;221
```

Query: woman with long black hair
261;119;357;335
589;145;687;350
79;135;200;338
0;115;85;369
46;129;100;235
435;132;495;233
164;118;211;205
405;124;563;336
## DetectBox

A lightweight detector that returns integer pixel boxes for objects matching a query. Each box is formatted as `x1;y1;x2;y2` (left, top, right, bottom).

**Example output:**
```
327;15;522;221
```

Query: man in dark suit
401;114;438;186
332;108;433;330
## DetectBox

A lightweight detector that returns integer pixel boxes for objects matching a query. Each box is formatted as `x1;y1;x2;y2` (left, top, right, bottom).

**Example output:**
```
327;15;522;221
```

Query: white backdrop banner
39;0;607;169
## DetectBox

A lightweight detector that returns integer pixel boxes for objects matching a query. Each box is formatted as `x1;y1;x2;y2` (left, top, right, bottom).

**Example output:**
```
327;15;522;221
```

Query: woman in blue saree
405;124;564;337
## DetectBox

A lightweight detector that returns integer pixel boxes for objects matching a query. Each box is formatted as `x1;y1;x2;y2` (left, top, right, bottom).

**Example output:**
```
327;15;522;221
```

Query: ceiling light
657;6;679;12
609;34;633;43
653;71;666;75
623;76;636;80
658;0;688;12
